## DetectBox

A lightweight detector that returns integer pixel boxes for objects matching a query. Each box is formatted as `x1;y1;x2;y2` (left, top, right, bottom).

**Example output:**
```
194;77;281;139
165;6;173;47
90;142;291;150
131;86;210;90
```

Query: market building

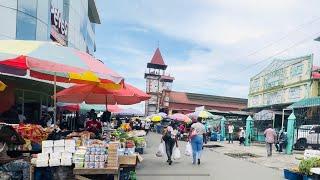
165;91;248;114
0;0;100;122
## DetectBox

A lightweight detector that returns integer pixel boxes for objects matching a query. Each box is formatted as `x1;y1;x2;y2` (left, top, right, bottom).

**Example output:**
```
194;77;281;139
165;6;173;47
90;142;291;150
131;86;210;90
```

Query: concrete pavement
136;133;283;180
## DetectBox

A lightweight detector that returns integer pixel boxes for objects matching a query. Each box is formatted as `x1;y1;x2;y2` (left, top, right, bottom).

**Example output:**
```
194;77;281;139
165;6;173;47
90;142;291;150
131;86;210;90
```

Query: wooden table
73;167;120;180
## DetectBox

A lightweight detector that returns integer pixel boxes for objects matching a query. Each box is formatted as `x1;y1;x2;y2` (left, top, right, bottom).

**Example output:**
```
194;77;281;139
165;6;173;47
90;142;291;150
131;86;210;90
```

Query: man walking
227;123;234;143
264;124;277;157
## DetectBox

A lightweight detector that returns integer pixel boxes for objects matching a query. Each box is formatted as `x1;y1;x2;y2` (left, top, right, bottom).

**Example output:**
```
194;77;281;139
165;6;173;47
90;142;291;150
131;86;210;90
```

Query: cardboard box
118;155;137;165
42;140;54;148
50;152;62;159
36;159;48;167
65;146;75;153
61;152;72;159
54;140;65;147
49;159;60;167
37;153;49;160
42;147;53;154
64;139;76;147
54;146;65;153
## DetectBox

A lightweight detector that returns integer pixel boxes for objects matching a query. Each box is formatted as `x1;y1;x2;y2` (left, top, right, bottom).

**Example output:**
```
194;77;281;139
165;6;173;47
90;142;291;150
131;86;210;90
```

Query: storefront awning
287;97;320;109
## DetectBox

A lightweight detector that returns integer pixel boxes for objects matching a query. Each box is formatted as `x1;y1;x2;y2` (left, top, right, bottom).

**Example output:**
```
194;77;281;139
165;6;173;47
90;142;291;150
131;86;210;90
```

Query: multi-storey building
248;55;319;109
0;0;100;54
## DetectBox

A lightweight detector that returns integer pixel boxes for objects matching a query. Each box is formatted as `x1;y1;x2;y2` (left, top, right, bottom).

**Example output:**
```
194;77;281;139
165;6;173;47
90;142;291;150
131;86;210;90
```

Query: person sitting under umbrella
85;110;102;135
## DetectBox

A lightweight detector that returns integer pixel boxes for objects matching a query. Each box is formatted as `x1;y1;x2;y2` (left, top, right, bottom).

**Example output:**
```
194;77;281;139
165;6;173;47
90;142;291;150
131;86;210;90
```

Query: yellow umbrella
151;115;162;122
0;81;6;91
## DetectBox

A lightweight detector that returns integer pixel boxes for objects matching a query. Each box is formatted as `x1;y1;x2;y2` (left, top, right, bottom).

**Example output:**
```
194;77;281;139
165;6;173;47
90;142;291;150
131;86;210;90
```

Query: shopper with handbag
189;117;205;165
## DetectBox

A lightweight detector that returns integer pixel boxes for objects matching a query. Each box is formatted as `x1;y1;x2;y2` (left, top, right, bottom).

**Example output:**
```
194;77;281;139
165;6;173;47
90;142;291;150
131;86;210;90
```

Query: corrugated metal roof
287;97;320;109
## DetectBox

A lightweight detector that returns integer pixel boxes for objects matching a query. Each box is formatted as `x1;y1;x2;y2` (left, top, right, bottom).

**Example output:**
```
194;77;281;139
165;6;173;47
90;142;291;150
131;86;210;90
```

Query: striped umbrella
169;113;192;124
188;110;215;119
0;40;123;87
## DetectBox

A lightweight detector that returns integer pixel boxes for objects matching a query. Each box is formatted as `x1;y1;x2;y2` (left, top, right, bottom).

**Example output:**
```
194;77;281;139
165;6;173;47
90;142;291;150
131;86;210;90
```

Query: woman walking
189;117;206;165
162;122;178;165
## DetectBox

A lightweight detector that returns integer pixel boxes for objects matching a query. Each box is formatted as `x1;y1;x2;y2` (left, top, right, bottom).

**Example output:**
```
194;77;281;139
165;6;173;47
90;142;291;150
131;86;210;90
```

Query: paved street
136;133;283;180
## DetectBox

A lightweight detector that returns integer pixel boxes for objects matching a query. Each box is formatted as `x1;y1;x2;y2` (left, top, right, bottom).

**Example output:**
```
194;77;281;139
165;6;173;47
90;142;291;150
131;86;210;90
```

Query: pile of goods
111;130;146;148
74;144;108;169
120;123;132;132
284;150;320;179
14;124;48;143
32;139;75;167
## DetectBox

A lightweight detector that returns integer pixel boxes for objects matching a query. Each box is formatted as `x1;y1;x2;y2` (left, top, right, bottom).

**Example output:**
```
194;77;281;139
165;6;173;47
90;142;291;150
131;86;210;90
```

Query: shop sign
50;4;68;46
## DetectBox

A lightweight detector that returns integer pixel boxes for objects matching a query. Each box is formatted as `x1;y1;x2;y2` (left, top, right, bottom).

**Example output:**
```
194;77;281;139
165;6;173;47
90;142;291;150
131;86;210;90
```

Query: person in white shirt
144;121;151;135
227;123;234;143
239;127;246;145
189;117;206;165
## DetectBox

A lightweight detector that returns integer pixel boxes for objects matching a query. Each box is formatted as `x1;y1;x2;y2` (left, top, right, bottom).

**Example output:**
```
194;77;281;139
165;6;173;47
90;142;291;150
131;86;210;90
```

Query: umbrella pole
105;95;108;112
54;72;57;125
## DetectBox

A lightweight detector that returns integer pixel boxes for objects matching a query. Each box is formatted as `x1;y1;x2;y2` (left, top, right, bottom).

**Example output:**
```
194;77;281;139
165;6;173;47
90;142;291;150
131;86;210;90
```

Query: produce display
14;124;48;143
120;123;132;132
111;130;146;149
299;157;320;176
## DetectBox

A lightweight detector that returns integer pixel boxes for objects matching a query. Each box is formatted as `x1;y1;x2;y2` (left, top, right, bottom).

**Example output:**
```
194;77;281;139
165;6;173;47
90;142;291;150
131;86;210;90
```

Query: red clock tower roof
151;48;166;65
147;48;167;70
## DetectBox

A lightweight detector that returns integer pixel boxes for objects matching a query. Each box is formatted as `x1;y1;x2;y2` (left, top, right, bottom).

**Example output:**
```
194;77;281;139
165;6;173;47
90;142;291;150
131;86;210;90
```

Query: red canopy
56;83;150;105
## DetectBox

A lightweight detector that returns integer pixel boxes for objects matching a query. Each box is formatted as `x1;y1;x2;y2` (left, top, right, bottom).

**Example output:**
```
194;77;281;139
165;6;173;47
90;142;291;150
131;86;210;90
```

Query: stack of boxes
74;145;108;169
83;145;108;168
35;139;75;167
107;143;119;168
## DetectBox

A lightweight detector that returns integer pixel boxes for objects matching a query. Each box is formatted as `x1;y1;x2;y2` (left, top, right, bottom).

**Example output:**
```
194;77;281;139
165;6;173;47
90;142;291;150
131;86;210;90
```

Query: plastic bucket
283;169;303;180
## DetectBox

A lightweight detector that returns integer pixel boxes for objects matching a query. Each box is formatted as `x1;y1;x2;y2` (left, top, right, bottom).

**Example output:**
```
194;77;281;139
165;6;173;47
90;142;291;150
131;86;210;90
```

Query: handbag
162;131;172;141
189;129;197;139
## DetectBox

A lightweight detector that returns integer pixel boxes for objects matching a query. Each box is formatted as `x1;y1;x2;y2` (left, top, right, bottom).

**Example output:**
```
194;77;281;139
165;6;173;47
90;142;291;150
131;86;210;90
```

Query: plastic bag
185;142;192;156
173;147;181;160
156;142;165;157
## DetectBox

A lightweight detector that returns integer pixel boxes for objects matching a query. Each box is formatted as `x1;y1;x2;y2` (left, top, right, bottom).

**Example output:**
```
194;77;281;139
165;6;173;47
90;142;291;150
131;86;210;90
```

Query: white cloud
98;0;320;100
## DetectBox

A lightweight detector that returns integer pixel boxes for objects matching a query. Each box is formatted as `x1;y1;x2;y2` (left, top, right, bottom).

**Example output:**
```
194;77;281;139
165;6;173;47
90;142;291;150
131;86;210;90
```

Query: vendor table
73;167;120;180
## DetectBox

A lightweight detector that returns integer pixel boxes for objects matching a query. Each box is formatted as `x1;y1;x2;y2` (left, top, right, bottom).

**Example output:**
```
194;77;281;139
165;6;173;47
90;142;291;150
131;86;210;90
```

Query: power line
244;16;320;58
210;31;320;81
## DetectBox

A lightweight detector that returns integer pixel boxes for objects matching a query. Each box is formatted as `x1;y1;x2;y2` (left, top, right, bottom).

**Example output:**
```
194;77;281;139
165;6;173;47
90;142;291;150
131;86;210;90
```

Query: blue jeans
0;159;30;180
191;135;203;164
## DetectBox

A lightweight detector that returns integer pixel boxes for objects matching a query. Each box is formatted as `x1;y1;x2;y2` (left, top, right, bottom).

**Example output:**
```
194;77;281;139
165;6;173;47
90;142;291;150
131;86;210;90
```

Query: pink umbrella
56;83;150;105
169;113;192;124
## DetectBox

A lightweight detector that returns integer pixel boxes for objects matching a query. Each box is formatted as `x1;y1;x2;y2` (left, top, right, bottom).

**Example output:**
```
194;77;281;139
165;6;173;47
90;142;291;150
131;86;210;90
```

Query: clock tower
144;48;174;116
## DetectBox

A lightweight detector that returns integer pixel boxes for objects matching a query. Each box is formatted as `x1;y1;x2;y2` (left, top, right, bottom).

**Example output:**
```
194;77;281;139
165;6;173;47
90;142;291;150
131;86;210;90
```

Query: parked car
294;125;320;150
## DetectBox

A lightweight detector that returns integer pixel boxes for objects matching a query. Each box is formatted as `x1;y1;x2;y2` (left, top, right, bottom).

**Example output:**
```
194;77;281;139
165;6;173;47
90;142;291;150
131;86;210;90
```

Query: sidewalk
208;141;302;171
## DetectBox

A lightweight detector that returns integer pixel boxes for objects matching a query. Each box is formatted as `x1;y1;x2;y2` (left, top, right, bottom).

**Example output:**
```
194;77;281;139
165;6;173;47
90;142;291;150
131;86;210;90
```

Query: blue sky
94;0;320;109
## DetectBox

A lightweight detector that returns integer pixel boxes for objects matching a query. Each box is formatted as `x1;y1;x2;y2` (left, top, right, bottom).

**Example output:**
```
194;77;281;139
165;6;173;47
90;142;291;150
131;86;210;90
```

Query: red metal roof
150;48;166;66
168;91;247;111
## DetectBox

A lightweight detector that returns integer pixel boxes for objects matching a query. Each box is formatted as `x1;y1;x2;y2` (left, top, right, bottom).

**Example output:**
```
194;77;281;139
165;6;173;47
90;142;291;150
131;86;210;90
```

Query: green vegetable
299;157;320;175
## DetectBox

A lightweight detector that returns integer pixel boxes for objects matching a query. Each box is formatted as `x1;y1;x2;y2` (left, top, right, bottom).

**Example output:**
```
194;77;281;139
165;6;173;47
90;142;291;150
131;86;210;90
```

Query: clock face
147;79;159;92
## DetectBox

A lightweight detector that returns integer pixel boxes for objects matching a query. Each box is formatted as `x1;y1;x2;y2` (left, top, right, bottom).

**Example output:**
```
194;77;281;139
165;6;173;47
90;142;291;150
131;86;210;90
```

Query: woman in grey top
189;117;205;165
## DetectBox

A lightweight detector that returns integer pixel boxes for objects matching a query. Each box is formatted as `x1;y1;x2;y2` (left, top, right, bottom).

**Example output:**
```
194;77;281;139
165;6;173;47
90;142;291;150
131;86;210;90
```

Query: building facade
144;48;174;116
167;91;248;114
0;0;100;54
248;55;319;108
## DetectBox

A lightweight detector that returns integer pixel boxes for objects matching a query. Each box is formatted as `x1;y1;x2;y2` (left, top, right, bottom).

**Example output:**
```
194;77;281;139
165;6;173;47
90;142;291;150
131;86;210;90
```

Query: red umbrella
56;83;150;105
107;105;122;113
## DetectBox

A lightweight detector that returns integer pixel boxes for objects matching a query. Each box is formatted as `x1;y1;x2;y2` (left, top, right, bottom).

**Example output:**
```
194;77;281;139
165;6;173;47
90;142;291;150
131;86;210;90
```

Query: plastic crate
135;147;144;154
